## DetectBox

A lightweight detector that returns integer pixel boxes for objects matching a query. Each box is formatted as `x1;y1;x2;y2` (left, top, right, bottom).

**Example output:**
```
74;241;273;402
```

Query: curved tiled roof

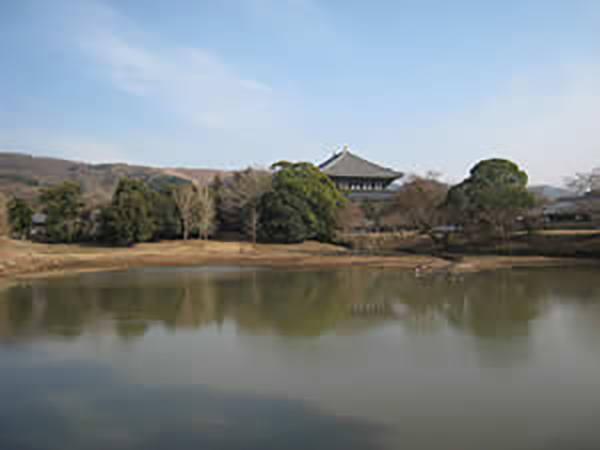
319;149;403;179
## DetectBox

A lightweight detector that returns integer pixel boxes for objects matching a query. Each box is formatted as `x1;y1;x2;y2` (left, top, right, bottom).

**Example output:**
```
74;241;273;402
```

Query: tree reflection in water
1;267;599;346
2;266;600;450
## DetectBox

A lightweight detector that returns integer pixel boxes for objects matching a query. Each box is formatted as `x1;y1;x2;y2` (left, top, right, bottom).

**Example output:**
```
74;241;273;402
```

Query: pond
1;266;600;450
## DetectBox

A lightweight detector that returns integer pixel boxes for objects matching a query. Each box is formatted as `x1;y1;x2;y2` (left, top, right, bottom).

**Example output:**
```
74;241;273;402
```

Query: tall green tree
258;190;314;243
39;182;84;243
210;175;226;230
149;187;181;240
258;162;345;243
101;178;155;246
0;193;8;237
445;158;534;238
7;197;33;239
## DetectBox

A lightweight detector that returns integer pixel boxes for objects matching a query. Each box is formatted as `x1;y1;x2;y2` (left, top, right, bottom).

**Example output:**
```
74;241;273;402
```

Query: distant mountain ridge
0;152;230;203
1;152;573;205
528;185;574;201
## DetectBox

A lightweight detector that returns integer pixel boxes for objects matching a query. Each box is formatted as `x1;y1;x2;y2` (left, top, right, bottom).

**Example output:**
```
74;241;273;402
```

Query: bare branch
197;185;216;240
173;184;198;240
565;168;600;195
220;168;272;243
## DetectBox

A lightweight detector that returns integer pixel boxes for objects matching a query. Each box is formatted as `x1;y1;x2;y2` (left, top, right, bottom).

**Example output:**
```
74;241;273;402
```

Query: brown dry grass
532;229;600;236
0;237;594;284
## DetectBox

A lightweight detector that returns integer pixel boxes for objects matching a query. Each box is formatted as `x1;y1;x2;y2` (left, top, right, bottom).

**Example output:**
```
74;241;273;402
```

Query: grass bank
1;238;596;285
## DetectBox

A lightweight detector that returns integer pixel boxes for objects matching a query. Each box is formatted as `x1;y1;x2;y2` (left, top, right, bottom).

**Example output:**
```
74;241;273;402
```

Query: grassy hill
0;152;230;204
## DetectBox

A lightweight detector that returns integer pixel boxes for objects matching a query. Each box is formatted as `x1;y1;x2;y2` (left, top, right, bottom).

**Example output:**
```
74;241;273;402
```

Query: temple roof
319;148;403;179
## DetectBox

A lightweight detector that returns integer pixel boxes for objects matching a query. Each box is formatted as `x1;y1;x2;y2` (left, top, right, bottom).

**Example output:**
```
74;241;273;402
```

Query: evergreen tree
0;193;8;237
7;197;33;239
39;181;84;243
258;190;314;243
445;159;534;238
258;162;345;243
101;178;155;246
149;187;182;240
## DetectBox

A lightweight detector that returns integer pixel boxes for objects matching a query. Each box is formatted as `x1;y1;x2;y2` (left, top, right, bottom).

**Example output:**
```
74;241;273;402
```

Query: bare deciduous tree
335;201;366;233
389;175;449;232
197;185;216;240
220;168;272;244
566;168;600;195
173;184;199;240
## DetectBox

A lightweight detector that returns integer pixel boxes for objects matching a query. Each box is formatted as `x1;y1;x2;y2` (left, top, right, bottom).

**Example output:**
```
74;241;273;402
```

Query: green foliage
101;178;155;246
0;193;8;237
148;187;182;240
147;174;190;190
258;162;345;243
39;181;84;243
445;159;535;237
0;173;39;186
7;197;33;239
210;175;225;229
258;190;315;243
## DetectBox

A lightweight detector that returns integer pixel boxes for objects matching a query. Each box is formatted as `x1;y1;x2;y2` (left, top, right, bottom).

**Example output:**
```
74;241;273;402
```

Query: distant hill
528;185;574;201
0;152;231;204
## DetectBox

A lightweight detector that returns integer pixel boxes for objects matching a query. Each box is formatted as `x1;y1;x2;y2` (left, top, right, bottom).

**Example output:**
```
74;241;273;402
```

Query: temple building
319;147;403;200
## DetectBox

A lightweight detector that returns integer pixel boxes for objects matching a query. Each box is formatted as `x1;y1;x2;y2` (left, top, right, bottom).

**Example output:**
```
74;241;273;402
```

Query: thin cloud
239;79;274;95
440;62;600;185
366;62;600;186
69;0;278;133
6;0;600;185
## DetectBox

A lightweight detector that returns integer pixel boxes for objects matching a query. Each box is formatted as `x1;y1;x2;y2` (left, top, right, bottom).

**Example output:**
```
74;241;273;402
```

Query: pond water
1;266;600;450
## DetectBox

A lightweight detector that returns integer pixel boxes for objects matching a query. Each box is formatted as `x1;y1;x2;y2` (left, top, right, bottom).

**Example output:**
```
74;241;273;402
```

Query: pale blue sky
2;0;600;184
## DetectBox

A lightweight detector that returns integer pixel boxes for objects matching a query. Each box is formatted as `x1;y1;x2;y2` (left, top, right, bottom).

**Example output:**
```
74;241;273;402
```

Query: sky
2;0;600;185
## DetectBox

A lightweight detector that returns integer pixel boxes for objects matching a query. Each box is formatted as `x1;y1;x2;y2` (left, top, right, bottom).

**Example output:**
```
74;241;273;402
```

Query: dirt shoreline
0;238;597;287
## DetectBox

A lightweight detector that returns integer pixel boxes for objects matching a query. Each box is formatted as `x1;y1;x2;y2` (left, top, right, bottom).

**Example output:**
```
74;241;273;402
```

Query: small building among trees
543;192;600;227
319;147;403;200
30;212;48;240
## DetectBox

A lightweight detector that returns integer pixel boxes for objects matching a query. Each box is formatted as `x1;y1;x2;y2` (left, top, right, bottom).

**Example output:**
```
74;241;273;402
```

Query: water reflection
2;267;600;450
0;357;386;450
1;267;600;344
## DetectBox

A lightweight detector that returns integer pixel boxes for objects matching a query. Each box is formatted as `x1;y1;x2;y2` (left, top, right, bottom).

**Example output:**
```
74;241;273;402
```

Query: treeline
4;161;346;246
340;158;540;250
3;156;575;248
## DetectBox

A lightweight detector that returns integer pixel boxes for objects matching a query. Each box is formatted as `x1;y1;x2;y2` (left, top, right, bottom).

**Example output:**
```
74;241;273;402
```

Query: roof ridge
345;151;390;171
318;150;344;170
319;149;402;179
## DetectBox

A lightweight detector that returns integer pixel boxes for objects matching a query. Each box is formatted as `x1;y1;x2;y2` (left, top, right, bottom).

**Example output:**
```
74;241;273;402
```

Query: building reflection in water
1;267;599;348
